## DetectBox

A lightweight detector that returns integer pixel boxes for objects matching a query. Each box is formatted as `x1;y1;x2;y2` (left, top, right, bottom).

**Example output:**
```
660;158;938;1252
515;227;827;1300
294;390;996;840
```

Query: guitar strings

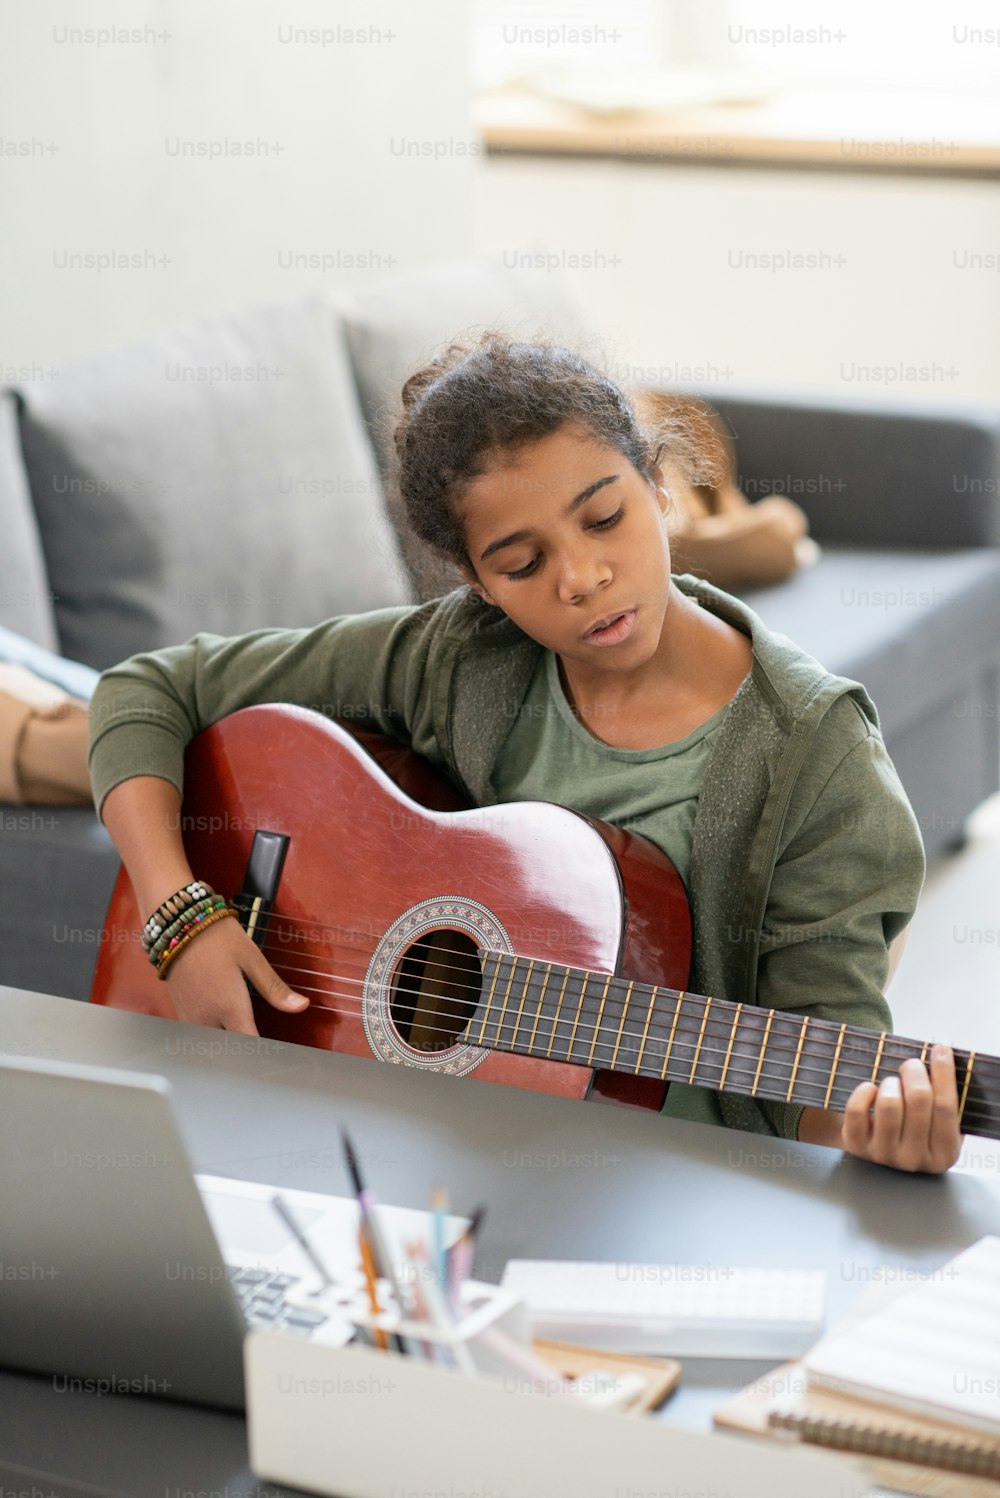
238;905;1000;1090
222;901;997;1094
241;946;998;1126
262;948;985;1083
251;965;998;1130
237;908;1000;1086
233;899;982;1071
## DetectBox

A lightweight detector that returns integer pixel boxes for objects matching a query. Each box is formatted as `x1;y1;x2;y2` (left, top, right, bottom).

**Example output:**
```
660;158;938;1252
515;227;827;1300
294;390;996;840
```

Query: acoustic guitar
92;706;1000;1138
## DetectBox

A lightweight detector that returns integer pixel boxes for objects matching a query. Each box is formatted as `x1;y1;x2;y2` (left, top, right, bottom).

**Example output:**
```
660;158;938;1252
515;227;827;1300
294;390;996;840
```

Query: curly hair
390;331;725;578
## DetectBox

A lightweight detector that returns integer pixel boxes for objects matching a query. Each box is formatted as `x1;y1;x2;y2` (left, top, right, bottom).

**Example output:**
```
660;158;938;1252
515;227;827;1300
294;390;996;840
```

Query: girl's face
458;422;673;677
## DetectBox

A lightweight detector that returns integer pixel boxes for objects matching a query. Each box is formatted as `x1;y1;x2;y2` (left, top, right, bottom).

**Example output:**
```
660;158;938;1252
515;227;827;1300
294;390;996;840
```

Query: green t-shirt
489;649;734;1127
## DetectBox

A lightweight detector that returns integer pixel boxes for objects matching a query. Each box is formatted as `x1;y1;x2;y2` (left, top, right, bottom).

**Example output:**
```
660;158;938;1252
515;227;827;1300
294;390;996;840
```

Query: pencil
431;1185;447;1291
358;1224;389;1352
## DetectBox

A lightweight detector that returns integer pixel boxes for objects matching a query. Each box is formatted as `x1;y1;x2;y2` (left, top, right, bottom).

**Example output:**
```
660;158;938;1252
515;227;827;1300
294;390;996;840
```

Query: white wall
0;0;477;369
476;154;1000;405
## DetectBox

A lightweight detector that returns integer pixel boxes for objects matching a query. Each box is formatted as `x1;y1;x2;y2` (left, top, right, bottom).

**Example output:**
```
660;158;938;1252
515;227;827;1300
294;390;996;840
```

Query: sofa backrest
337;255;590;600
708;391;1000;549
3;259;592;667
13;297;411;671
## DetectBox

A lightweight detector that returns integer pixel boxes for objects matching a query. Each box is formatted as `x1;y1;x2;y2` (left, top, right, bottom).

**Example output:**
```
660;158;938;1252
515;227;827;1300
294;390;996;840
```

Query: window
722;0;1000;97
472;0;668;89
474;0;1000;101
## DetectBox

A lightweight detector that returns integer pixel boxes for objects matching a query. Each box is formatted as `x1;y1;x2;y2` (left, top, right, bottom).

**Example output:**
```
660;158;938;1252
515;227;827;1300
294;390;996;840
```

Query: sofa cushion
337;255;589;599
16;297;410;671
740;546;1000;737
0;391;59;651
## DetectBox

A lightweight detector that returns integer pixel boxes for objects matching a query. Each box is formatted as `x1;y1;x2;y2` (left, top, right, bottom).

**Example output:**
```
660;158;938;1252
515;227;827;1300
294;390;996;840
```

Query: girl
88;334;962;1174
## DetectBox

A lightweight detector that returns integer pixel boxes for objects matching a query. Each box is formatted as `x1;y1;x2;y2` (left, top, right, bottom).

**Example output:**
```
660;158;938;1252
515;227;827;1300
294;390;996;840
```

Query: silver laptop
0;1054;464;1410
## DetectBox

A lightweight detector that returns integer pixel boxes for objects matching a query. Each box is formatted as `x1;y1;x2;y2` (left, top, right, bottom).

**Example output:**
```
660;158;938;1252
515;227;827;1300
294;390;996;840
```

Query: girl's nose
555;549;612;604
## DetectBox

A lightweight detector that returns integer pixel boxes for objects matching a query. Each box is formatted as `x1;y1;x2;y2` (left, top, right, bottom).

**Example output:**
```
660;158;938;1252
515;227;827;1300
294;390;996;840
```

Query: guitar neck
469;950;1000;1142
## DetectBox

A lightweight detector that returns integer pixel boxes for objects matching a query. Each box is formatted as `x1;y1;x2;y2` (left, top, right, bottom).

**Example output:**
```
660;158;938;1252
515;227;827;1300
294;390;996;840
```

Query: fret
477;951;514;1047
489;954;525;1052
751;1011;773;1096
564;972;588;1064
660;991;682;1081
758;1009;804;1105
870;1032;887;1085
587;974;613;1066
920;1039;929;1067
798;1014;881;1110
953;1049;1000;1140
654;992;723;1091
786;1015;809;1103
506;958;535;1053
708;1002;771;1101
823;1028;919;1108
610;979;634;1072
819;1023;880;1100
527;961;552;1056
688;996;713;1085
545;966;572;1059
823;1024;847;1111
632;984;682;1082
959;1050;976;1121
474;950;505;1047
551;966;590;1064
718;1003;742;1092
635;985;657;1076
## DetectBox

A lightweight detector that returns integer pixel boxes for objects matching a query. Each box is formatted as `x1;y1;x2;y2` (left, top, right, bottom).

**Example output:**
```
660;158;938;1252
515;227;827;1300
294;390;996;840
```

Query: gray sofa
2;258;999;1004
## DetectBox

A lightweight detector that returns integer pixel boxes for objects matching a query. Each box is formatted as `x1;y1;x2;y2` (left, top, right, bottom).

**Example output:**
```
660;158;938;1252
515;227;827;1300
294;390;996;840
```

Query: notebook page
804;1236;1000;1437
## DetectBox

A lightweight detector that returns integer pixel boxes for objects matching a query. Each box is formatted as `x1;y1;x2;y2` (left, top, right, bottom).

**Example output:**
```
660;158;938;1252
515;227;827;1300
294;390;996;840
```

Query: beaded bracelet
143;881;215;949
146;892;229;964
143;881;213;944
146;896;227;966
156;906;238;981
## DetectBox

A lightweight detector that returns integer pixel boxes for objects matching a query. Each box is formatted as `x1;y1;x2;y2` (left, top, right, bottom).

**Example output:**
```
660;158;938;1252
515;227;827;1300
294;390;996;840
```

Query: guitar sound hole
389;929;482;1054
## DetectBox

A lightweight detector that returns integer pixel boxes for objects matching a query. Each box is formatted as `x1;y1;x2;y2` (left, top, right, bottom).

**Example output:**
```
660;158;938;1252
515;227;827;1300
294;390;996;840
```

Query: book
714;1355;1000;1497
803;1235;1000;1437
714;1236;1000;1498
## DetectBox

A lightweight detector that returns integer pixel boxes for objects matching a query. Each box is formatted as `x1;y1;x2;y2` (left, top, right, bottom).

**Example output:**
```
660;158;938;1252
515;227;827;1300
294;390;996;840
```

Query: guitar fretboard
467;950;1000;1141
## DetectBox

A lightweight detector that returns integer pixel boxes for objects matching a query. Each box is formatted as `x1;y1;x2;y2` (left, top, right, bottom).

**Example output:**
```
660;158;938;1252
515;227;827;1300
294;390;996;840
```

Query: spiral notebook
714;1236;1000;1498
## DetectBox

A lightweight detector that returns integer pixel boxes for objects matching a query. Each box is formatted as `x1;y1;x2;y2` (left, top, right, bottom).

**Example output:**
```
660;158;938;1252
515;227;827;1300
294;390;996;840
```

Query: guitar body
92;706;692;1110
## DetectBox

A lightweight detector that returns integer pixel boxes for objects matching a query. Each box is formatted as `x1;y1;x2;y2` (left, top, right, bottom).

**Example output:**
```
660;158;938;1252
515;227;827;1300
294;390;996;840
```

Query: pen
341;1128;411;1355
399;1236;441;1365
271;1193;336;1295
447;1203;486;1315
406;1235;477;1377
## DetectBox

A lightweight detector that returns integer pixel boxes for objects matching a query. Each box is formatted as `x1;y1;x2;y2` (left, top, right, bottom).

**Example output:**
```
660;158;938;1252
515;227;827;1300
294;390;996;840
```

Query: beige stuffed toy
633;389;819;591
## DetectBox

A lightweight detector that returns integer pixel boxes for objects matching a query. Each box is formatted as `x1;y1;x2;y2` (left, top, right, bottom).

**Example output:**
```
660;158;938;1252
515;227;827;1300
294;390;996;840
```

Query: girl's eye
503;554;541;581
501;506;624;582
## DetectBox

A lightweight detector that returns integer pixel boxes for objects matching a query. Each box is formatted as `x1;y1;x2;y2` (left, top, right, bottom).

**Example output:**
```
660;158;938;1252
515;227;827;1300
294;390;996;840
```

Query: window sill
474;86;1000;177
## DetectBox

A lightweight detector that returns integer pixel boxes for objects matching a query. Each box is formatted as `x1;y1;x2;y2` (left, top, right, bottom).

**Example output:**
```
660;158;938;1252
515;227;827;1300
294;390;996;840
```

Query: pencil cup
347;1277;531;1378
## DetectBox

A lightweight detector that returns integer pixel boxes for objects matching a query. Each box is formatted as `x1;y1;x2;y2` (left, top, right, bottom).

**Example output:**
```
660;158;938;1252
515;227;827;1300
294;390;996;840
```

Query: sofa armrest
675;388;1000;549
0;623;99;701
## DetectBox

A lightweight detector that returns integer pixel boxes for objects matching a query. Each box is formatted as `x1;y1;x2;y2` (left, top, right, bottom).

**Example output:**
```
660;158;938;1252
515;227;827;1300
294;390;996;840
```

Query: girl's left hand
841;1044;964;1173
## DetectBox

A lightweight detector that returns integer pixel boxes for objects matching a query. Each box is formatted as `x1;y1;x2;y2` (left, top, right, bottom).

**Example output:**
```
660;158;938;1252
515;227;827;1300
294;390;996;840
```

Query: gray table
2;983;999;1498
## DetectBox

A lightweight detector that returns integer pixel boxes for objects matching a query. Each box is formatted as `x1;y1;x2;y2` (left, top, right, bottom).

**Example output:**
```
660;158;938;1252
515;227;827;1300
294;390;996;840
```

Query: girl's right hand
160;912;310;1035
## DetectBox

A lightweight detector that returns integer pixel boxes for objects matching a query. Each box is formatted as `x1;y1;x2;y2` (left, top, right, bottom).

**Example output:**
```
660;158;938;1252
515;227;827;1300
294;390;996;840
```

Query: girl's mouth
582;609;636;646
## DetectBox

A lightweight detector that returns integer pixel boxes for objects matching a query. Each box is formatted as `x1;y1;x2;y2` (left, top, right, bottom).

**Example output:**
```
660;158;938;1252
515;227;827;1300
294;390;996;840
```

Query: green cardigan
88;575;926;1140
